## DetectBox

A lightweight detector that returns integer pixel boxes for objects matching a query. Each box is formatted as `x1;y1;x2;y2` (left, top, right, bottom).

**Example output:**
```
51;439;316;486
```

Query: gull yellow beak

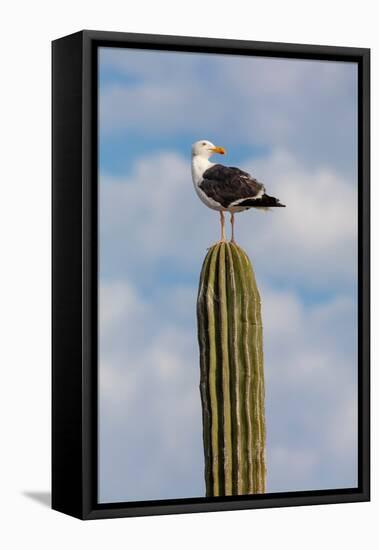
210;146;226;155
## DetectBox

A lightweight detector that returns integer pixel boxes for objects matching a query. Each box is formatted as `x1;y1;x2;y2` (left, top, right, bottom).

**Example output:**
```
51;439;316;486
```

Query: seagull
191;139;285;242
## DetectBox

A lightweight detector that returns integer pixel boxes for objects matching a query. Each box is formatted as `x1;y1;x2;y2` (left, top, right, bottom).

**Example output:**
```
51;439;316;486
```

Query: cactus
197;242;266;496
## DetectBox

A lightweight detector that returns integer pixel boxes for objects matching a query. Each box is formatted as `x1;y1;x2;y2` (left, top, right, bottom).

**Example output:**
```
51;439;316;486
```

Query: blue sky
98;47;358;503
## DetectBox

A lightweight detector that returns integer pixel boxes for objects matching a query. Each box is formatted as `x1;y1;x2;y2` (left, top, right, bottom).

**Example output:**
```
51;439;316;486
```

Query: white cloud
100;149;357;291
262;285;357;492
99;280;204;502
100;49;357;174
99;277;357;501
237;149;357;290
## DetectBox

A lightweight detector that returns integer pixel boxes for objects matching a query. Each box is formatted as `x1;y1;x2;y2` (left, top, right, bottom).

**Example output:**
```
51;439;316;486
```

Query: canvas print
98;47;358;503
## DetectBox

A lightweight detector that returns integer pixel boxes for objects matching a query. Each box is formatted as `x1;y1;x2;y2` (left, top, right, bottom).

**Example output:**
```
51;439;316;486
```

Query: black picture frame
52;30;370;520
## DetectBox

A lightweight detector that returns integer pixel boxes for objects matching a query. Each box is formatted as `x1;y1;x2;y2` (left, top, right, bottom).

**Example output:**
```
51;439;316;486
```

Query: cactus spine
197;242;266;496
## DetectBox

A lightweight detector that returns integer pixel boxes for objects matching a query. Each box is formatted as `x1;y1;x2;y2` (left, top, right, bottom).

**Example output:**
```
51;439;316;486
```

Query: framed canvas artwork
52;30;370;519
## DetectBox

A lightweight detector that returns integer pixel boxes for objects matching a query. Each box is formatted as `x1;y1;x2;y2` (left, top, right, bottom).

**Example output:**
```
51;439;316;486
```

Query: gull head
191;140;226;159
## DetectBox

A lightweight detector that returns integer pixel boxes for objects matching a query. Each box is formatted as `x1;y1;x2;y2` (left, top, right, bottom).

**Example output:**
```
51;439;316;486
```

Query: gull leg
207;211;227;249
230;212;235;243
220;211;226;242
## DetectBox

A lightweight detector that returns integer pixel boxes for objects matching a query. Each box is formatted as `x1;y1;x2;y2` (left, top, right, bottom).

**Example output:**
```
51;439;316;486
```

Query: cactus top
191;140;285;212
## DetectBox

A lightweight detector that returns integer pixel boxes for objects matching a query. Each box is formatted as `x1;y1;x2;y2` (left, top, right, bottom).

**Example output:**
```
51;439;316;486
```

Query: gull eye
202;142;206;145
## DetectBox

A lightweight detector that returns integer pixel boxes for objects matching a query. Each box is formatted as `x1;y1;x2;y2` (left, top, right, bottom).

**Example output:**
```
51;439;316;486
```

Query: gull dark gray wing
200;164;264;208
200;164;285;208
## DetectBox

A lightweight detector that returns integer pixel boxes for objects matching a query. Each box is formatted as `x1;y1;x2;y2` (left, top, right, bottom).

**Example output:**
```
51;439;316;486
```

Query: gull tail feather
239;193;286;208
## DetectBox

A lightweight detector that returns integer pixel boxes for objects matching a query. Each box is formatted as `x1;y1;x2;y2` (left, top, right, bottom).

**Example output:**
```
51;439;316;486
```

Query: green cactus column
197;242;266;496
